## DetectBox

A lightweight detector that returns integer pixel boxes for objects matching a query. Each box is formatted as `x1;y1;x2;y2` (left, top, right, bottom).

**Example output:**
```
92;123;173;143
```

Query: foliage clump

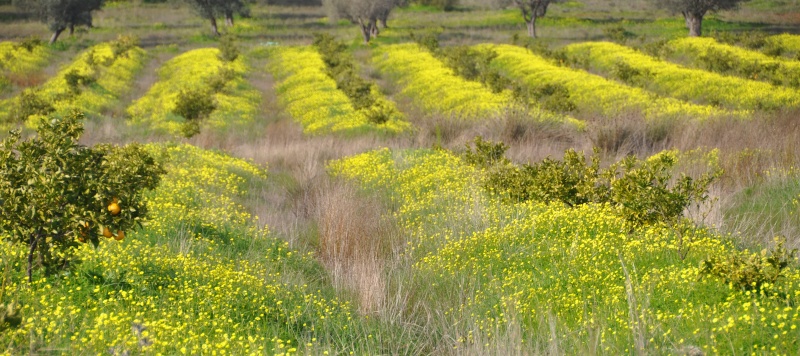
702;237;798;293
466;137;720;226
217;34;239;62
172;88;217;138
312;33;402;125
0;111;165;281
6;89;55;124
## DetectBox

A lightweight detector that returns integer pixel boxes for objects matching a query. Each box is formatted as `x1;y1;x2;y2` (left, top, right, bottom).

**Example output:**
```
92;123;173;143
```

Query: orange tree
0;111;164;282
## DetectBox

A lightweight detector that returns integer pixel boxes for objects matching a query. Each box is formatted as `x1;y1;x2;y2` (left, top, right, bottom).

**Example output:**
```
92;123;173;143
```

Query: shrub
63;68;96;94
462;136;509;168
512;82;577;113
410;31;440;53
7;89;55;124
172;88;217;138
603;25;635;44
701;237;797;293
16;36;44;52
217;34;239;62
110;35;140;59
477;142;720;226
207;66;237;93
0;111;165;281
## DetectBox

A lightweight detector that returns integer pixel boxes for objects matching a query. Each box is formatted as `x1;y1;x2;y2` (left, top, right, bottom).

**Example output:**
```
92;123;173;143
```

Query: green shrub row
312;33;399;125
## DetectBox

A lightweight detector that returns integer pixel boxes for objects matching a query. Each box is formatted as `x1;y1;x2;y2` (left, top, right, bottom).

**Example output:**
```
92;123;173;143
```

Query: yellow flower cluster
0;42;147;127
665;37;800;88
372;44;582;128
331;148;800;353
0;144;353;354
126;48;260;135
765;34;800;56
562;41;800;111
267;46;410;135
0;41;50;76
480;44;731;121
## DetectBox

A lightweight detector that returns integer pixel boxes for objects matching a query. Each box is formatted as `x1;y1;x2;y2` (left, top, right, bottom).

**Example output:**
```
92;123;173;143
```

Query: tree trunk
210;17;220;36
359;23;371;44
684;13;703;37
369;19;379;38
527;17;537;38
69;24;74;36
225;11;234;27
49;28;65;44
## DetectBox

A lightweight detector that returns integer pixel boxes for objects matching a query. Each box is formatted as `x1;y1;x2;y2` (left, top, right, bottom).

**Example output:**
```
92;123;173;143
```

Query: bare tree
326;0;397;43
15;0;105;44
510;0;562;38
653;0;752;36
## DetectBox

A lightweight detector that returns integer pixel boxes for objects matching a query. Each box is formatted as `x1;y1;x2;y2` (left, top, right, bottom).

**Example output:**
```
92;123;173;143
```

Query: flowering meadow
479;44;732;121
126;48;261;136
2;2;800;353
0;40;146;128
0;144;371;354
372;43;583;129
330;148;800;354
0;40;50;88
765;34;800;58
266;46;410;135
664;37;800;88
562;41;800;111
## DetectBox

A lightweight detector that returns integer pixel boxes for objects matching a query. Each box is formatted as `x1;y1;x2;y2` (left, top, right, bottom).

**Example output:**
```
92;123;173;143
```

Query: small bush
701;237;797;293
172;88;217;138
612;60;650;85
110;35;140;59
64;69;96;95
512;82;577;113
16;36;43;52
217;34;239;62
477;143;720;226
207;66;237;93
410;31;440;53
603;25;635;44
462;136;509;168
7;89;55;124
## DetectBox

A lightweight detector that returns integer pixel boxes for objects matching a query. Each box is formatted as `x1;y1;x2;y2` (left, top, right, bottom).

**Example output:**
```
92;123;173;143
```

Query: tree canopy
653;0;752;36
15;0;105;43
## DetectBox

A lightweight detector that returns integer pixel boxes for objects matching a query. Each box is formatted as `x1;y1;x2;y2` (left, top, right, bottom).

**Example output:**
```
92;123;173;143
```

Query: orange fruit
114;230;125;241
102;227;113;238
107;201;121;216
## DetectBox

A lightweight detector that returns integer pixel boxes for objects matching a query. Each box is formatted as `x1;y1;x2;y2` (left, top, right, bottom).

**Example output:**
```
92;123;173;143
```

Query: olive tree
186;0;223;36
185;0;250;35
14;0;105;44
653;0;752;36
325;0;398;43
509;0;563;38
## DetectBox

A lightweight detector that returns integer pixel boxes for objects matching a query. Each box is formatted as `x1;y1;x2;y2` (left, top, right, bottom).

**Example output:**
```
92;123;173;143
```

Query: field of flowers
330;148;800;354
0;40;50;89
372;43;583;128
0;144;369;354
479;44;731;121
0;40;146;127
765;34;800;58
126;48;260;136
266;46;410;135
562;41;800;111
664;37;800;88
